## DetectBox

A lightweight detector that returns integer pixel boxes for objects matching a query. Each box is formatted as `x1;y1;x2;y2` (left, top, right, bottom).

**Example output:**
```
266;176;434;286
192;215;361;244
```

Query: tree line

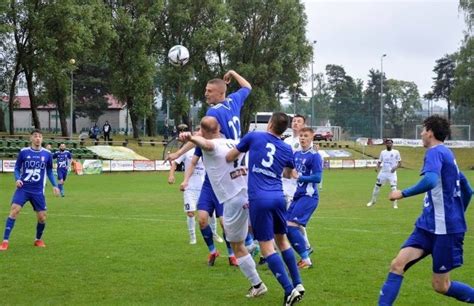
0;1;472;139
0;0;311;138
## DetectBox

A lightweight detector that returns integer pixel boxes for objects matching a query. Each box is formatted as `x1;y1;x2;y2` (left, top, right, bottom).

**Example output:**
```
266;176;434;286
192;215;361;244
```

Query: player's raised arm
223;70;252;90
189;135;215;152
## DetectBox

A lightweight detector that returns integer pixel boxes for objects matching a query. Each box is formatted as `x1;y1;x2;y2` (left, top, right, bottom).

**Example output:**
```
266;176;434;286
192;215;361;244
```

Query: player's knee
37;215;47;223
186;211;195;218
287;221;299;227
274;234;291;251
9;206;21;218
198;218;208;228
432;277;450;294
389;257;406;274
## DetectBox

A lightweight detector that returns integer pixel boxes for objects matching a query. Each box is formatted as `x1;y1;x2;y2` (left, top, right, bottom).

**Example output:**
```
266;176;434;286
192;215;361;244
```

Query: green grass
0;169;473;305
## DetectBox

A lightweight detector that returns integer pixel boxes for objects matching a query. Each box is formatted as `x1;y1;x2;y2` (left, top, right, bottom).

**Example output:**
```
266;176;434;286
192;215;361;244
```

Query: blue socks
245;232;254;247
378;272;403;306
200;225;215;253
281;248;302;287
266;252;293;295
58;184;64;195
36;222;46;240
222;232;234;256
287;226;309;260
446;281;474;303
3;217;16;241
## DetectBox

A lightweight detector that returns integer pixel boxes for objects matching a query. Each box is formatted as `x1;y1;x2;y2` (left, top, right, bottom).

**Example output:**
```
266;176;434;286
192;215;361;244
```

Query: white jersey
378;149;401;173
284;135;301;152
175;148;205;190
282;135;301;197
201;138;247;203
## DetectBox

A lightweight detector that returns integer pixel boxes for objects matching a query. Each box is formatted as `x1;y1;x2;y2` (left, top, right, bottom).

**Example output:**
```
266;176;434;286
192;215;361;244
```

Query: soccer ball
168;45;190;67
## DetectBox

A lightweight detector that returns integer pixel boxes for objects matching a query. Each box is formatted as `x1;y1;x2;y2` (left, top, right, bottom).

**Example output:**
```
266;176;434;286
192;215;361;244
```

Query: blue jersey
206;87;250;141
195;87;250;158
236;131;294;200
294;149;323;198
53;150;72;169
14;147;54;194
415;144;466;234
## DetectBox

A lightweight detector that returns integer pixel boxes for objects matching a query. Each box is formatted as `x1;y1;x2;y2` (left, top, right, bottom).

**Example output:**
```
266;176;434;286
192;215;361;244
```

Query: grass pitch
0;169;473;305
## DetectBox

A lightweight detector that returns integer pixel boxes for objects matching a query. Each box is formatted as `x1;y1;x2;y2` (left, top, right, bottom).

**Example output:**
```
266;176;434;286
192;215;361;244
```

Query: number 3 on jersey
261;143;276;167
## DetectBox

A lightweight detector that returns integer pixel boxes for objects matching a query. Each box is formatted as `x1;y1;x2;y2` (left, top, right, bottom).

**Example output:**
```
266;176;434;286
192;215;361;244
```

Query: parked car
314;128;333;141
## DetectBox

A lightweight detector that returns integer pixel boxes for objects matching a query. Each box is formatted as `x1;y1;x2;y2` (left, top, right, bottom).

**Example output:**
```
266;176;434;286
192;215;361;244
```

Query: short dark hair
385;138;393;144
30;129;42;135
423;115;450;142
293;114;305;122
270;112;289;135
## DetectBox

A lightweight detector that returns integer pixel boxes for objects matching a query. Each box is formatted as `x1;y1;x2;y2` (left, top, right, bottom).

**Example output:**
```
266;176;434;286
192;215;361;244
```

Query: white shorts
377;172;397;186
183;189;200;212
223;189;249;243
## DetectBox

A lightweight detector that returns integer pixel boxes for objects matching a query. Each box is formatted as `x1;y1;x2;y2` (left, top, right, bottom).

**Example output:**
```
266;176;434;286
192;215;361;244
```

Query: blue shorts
11;188;47;212
287;196;318;226
249;195;287;242
402;227;465;273
57;168;68;181
197;179;223;218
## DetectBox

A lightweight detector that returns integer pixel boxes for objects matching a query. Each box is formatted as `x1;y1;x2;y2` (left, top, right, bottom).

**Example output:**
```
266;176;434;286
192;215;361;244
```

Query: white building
1;95;132;134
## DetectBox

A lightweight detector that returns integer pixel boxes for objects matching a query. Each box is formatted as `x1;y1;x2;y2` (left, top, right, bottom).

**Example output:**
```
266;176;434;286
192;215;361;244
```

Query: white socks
237;254;262;286
299;226;311;249
187;216;195;238
371;185;381;203
209;214;218;235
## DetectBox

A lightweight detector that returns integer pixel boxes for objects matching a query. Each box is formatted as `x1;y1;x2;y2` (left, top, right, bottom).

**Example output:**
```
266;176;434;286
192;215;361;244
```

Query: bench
138;139;165;146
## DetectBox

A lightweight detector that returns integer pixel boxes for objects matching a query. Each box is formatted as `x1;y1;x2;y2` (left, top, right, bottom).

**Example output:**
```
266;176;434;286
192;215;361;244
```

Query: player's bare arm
225;147;241;163
168;161;178;184
389;190;403;201
282;168;297;179
391;161;402;173
180;155;199;192
166;141;196;163
52;186;60;196
223;70;252;89
180;132;214;152
376;161;381;172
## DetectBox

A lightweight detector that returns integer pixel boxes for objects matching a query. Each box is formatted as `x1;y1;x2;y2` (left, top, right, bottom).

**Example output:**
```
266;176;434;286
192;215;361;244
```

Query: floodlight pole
69;59;75;139
380;54;386;139
311;40;317;127
292;83;298;114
